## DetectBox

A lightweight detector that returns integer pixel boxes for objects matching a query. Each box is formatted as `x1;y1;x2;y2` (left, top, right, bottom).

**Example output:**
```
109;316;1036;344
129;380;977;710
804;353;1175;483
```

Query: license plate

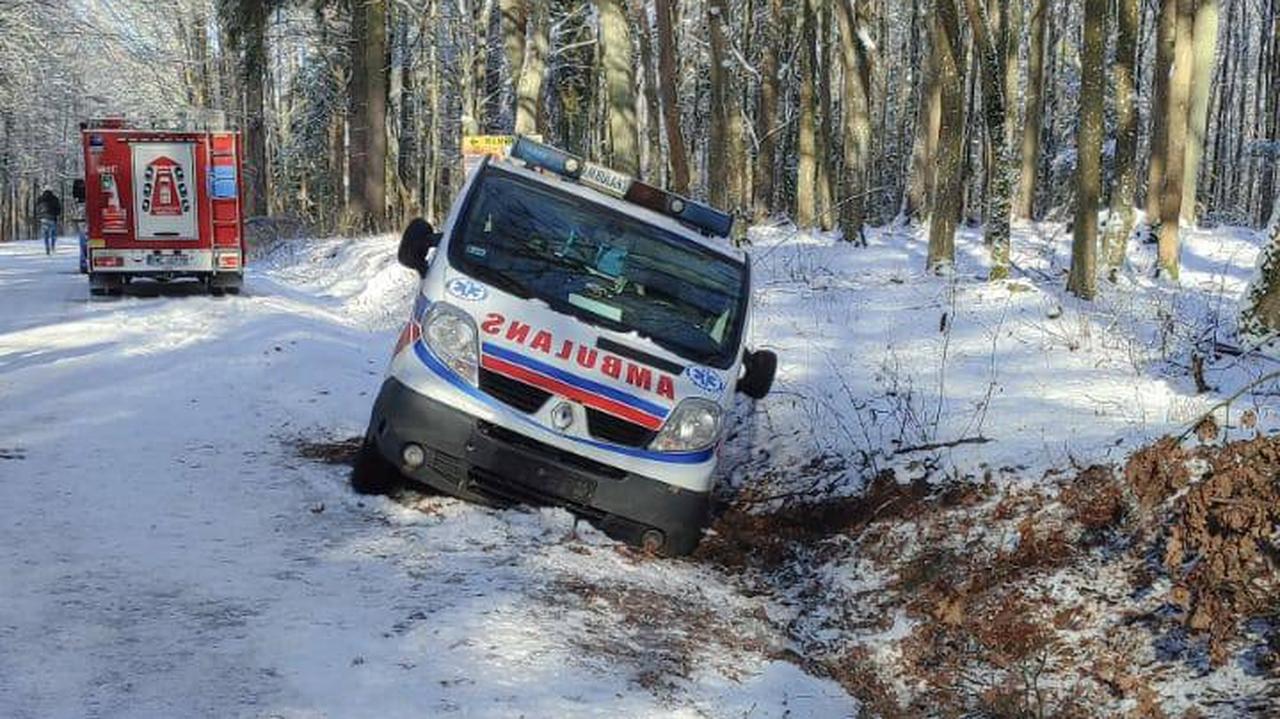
146;254;191;267
579;162;633;198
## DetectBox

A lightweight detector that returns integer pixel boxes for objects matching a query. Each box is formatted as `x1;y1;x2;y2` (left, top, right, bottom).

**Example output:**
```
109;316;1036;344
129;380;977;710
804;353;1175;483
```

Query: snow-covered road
0;239;854;718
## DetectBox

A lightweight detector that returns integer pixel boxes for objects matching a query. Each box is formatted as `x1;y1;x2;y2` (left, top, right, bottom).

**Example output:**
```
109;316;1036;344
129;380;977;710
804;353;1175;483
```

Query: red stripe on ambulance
480;355;665;430
480;312;676;401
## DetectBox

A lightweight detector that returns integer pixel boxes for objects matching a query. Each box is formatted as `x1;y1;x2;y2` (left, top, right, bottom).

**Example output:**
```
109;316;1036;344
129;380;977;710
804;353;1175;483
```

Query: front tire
350;436;401;495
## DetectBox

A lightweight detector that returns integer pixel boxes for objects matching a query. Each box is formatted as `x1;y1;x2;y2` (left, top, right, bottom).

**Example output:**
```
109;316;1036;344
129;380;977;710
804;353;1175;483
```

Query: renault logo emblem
551;401;575;430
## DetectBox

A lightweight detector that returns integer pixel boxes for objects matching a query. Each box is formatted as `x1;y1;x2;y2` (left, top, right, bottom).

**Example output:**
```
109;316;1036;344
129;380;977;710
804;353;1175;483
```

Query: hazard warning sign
132;143;197;239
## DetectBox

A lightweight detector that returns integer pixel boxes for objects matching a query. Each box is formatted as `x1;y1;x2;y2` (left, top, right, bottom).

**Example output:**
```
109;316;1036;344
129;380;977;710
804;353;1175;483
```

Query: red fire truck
80;119;246;295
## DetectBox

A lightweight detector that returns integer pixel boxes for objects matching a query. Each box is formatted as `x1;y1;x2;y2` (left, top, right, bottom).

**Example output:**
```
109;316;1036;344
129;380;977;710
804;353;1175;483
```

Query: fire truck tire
90;274;124;296
209;275;243;296
350;436;401;496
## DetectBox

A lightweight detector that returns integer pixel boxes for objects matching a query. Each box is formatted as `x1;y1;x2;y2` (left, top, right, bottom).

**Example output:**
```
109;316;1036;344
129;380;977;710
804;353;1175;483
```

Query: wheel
350;436;401;495
90;273;124;296
210;275;243;296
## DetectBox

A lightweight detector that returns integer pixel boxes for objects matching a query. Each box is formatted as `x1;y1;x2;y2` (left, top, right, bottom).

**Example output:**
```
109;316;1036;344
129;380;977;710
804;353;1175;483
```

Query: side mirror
736;349;777;400
397;218;440;278
72;179;86;203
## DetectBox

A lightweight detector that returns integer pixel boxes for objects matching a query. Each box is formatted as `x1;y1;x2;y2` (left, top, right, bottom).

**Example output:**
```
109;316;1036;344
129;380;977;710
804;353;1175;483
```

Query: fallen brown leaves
700;433;1280;716
293;435;364;465
1143;436;1280;666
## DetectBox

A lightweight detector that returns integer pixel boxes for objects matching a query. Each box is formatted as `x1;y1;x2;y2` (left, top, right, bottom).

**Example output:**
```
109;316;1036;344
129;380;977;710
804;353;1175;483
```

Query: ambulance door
130;143;198;240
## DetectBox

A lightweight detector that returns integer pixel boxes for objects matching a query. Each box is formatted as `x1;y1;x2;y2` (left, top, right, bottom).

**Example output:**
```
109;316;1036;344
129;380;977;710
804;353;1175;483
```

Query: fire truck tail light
93;255;123;268
217;253;241;269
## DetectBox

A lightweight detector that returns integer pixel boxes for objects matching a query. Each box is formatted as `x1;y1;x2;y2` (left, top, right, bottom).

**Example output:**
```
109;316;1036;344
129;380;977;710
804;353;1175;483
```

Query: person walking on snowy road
35;187;62;255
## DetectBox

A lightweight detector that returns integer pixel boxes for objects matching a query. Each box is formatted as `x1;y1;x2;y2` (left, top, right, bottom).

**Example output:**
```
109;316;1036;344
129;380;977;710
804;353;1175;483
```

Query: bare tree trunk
0;111;11;242
1260;3;1280;227
1105;0;1140;272
707;0;746;231
499;0;527;128
1205;0;1234;217
928;0;965;273
796;0;819;228
631;0;663;183
460;0;486;133
1180;0;1218;225
397;9;417;223
1000;0;1020;152
835;0;872;244
653;0;689;192
596;0;639;175
242;4;269;218
1015;0;1047;220
1156;0;1195;280
349;0;389;231
514;0;548;135
960;0;1013;279
906;9;940;222
1068;0;1106;299
815;0;836;230
708;0;730;208
191;8;211;108
1146;0;1177;223
754;0;783;219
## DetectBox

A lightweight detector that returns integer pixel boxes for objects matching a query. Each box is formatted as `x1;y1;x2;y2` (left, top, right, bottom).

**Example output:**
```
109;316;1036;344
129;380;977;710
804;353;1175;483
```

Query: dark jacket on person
36;191;62;221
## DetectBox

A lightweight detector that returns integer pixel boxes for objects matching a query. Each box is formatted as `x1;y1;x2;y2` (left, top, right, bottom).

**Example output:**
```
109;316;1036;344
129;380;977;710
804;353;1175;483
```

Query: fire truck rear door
131;142;198;240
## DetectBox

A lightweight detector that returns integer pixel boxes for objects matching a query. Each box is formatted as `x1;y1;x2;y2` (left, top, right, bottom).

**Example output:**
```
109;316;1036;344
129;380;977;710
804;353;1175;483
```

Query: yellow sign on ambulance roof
462;135;543;174
462;135;517;154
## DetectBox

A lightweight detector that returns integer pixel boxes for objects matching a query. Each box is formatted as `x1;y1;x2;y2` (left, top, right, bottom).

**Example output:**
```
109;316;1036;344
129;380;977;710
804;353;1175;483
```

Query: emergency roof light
508;136;734;239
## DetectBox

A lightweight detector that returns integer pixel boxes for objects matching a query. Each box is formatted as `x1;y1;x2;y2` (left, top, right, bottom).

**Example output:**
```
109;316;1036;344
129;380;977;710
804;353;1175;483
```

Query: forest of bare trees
2;0;1279;298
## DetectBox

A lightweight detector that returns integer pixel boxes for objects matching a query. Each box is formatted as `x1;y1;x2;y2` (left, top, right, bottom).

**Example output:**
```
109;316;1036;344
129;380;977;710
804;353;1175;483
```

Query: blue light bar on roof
668;194;734;238
507;136;734;239
510;136;583;178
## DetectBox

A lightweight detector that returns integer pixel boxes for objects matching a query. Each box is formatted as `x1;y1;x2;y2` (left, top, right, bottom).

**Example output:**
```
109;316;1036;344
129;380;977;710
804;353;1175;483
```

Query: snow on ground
0;238;852;718
725;218;1273;500
713;219;1280;715
2;218;1275;717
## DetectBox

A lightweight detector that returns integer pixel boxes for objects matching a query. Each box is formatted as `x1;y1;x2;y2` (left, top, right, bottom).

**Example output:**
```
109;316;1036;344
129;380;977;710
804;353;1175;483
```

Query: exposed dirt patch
697;470;986;571
1149;437;1280;666
1060;464;1127;537
292;435;363;466
703;435;1280;716
1125;437;1191;510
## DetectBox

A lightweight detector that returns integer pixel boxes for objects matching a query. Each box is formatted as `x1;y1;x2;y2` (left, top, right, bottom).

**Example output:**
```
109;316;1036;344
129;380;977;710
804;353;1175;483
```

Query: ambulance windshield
450;168;748;369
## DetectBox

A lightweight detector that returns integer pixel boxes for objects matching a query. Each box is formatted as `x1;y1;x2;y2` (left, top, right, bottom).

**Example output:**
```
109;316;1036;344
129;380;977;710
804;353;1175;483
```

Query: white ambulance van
352;138;776;555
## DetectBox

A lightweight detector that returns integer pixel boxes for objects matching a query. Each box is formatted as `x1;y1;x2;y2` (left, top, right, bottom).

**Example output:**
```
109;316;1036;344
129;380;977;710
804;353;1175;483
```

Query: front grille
479;368;551;413
477;421;627;480
427;449;465;483
586;409;658;448
466;467;604;519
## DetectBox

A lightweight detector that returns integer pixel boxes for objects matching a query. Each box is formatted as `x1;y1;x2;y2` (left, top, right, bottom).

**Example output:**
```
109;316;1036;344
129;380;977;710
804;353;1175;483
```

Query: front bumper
368;377;709;554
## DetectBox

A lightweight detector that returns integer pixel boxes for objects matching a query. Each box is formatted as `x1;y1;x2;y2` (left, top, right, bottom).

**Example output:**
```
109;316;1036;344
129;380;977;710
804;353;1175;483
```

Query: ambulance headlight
423;303;479;384
651;398;723;453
